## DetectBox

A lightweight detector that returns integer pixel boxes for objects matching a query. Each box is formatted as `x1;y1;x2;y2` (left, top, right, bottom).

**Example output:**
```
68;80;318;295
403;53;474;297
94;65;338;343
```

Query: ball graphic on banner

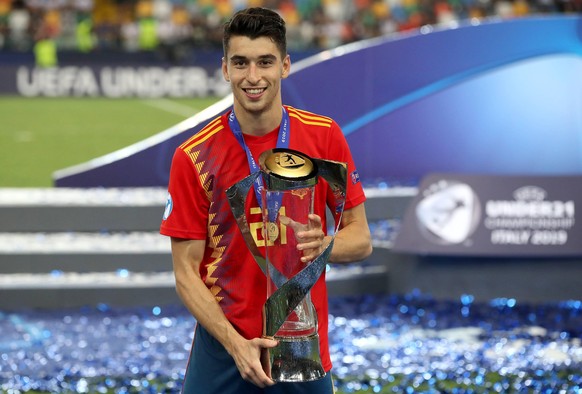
415;180;481;245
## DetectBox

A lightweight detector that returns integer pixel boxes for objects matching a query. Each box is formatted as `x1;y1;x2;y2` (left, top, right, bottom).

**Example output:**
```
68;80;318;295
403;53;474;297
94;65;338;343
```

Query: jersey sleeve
160;147;209;240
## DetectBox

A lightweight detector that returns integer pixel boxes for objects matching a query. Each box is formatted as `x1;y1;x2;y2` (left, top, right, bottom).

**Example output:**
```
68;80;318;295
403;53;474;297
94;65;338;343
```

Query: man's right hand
229;336;278;388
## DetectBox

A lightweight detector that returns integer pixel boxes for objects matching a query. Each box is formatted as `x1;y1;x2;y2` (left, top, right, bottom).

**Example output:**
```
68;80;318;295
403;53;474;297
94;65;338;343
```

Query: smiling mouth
244;88;266;96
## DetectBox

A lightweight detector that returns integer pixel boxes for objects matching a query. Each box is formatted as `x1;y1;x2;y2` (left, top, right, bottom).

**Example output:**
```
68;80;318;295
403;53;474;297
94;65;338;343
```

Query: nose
246;63;260;84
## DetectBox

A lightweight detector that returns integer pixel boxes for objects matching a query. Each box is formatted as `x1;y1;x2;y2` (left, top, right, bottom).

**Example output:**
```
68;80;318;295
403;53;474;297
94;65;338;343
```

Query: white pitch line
142;98;199;117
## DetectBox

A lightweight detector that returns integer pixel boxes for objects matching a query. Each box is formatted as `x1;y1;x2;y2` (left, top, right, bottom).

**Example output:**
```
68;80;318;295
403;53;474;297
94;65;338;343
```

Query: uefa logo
415;179;481;245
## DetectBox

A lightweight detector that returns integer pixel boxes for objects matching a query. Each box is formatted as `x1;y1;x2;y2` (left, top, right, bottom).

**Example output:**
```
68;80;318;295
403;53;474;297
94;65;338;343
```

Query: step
0;262;389;309
0;187;167;232
0;232;171;273
0;187;414;232
0;232;392;273
0;187;397;309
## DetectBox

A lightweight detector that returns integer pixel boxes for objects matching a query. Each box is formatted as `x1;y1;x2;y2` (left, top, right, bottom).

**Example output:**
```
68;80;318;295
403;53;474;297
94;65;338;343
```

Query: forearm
171;238;243;355
327;203;373;264
326;235;370;264
174;269;243;354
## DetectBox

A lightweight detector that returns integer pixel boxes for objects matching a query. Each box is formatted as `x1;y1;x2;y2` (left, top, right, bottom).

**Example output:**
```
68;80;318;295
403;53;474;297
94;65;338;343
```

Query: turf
0;97;221;187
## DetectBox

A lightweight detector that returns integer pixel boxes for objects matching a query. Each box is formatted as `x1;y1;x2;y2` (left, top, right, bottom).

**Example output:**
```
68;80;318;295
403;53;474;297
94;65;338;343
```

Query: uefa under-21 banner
392;174;581;257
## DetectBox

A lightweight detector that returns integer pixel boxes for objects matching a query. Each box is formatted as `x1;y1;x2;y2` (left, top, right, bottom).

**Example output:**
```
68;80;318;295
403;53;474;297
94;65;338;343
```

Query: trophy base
269;333;326;382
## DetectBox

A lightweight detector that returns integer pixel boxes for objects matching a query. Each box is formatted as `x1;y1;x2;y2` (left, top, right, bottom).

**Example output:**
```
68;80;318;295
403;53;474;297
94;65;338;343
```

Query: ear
222;57;230;82
281;54;291;79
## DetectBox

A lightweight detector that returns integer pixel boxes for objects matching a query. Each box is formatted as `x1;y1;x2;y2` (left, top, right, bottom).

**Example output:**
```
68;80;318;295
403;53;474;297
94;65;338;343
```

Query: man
160;7;372;393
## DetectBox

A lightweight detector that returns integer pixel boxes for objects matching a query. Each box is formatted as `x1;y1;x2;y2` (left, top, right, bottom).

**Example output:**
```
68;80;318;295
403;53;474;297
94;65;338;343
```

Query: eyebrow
229;54;278;62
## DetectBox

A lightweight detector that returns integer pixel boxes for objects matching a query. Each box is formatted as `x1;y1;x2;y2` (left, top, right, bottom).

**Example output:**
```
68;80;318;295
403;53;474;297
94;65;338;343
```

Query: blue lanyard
229;107;290;216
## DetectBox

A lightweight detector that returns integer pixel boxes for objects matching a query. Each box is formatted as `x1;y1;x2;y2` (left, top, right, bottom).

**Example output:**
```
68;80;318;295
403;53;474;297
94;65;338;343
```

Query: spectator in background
156;2;193;62
34;29;57;67
7;0;31;51
0;0;579;54
75;14;95;52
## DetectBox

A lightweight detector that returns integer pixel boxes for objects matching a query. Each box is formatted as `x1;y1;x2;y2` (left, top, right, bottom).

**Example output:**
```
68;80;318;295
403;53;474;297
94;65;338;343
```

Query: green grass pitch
0;96;222;187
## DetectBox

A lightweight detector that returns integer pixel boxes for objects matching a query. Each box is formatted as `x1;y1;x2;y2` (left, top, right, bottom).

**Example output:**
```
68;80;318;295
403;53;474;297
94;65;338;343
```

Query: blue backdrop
54;16;582;187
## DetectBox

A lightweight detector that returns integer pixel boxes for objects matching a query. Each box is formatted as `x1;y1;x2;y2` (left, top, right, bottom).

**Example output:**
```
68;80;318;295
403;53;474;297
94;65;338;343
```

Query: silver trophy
227;148;347;382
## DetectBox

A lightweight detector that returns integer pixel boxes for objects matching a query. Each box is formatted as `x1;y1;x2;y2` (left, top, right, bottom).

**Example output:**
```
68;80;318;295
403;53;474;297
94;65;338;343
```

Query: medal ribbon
229;107;290;219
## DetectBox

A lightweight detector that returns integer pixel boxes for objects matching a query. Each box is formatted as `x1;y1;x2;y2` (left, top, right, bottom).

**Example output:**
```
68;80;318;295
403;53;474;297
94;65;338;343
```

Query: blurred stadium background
2;0;582;393
1;0;578;56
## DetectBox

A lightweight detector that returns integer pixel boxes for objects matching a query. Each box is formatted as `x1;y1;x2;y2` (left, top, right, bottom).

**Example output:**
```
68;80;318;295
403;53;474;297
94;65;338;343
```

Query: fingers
278;215;299;231
257;337;278;384
259;337;279;349
242;365;275;388
235;338;277;388
300;215;324;256
279;214;322;237
278;214;325;262
307;213;323;230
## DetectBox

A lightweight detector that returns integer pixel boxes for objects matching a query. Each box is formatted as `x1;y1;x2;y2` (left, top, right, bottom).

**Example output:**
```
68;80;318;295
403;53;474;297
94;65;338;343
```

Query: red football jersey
160;106;366;371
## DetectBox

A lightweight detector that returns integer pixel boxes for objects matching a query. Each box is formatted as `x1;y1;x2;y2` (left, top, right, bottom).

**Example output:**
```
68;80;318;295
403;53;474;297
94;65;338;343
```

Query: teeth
246;88;264;94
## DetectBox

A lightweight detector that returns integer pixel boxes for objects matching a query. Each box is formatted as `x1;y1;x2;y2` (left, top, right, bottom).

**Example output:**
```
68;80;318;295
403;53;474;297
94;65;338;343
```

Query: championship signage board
393;174;581;256
0;65;230;98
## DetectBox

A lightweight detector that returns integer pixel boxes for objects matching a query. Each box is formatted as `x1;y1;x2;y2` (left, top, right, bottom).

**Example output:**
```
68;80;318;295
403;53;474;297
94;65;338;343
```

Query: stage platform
1;186;581;310
0;187;396;309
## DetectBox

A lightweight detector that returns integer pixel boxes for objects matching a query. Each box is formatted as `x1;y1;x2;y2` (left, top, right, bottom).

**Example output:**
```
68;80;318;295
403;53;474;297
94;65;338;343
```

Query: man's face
222;35;290;115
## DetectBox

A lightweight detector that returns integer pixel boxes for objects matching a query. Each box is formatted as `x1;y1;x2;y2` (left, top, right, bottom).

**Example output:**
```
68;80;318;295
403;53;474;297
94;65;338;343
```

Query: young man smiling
160;7;372;394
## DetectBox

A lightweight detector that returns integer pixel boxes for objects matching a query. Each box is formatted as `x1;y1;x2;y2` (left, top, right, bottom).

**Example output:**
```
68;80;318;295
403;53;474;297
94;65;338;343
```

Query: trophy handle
312;159;347;229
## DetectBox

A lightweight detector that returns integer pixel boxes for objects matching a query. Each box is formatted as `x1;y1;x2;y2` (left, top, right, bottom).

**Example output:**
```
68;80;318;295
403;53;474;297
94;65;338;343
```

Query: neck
233;105;283;137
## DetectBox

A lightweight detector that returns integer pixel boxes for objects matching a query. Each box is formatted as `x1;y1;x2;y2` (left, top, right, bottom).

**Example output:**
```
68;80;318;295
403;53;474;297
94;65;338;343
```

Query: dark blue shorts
181;324;334;394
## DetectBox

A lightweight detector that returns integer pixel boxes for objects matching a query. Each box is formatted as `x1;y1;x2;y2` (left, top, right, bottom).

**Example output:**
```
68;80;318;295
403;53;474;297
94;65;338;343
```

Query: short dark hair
223;8;287;58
